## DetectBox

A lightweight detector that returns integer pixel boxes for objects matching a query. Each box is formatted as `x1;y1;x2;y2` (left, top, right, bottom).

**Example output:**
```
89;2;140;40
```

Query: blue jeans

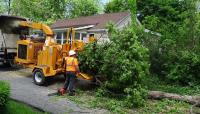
64;72;76;93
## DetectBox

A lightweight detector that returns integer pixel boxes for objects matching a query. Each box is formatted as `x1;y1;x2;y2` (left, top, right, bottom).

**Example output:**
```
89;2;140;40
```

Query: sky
101;0;110;5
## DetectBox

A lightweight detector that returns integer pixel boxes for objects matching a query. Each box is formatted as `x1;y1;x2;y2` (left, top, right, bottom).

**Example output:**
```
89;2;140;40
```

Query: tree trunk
148;91;200;105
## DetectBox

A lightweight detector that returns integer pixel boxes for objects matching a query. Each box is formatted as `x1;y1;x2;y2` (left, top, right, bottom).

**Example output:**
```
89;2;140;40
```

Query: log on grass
148;91;200;105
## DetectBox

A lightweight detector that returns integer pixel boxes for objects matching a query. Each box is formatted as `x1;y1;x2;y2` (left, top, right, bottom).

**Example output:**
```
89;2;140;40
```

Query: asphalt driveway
0;65;106;114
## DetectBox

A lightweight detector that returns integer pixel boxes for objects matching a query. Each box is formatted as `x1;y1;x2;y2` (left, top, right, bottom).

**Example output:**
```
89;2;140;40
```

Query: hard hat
69;50;76;56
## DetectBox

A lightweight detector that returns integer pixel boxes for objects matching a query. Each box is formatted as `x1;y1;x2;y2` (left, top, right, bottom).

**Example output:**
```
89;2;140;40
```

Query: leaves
66;0;99;18
104;0;129;13
0;81;10;107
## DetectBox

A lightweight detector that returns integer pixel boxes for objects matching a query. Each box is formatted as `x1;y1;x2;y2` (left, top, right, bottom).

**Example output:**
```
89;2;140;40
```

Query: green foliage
78;43;105;75
0;100;45;114
138;0;200;85
9;0;100;23
79;25;149;107
12;0;60;23
0;81;10;107
166;51;200;85
66;0;99;18
0;0;5;13
147;75;200;95
65;89;191;114
137;99;190;114
104;0;129;13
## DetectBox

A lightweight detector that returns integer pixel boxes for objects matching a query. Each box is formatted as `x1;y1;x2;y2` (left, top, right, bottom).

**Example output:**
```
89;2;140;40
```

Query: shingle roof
51;12;130;29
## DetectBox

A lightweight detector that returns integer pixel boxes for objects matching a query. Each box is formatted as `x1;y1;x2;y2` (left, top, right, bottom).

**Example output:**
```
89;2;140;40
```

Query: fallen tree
148;91;200;113
148;91;200;105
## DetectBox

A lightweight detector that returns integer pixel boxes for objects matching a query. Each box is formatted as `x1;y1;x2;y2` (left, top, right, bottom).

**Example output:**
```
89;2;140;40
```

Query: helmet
69;50;76;56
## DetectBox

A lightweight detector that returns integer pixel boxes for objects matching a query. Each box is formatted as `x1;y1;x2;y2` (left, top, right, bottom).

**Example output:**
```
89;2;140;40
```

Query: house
51;12;132;44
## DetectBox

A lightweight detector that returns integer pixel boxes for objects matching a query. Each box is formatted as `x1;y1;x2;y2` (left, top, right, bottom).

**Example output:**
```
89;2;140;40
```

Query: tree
0;0;12;14
104;0;129;13
65;0;99;18
11;0;100;23
79;0;149;107
11;0;66;24
137;0;200;85
0;0;4;13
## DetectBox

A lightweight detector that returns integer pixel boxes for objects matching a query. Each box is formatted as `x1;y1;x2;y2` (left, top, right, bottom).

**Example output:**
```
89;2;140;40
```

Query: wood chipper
14;21;96;85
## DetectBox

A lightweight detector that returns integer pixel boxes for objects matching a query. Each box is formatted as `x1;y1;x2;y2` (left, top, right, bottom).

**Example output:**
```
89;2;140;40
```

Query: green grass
53;75;200;114
0;100;46;114
60;75;200;114
146;75;200;95
58;89;193;114
136;99;190;114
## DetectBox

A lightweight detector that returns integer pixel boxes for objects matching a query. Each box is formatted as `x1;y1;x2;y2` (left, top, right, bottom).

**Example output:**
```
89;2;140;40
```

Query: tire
5;60;15;67
33;69;46;86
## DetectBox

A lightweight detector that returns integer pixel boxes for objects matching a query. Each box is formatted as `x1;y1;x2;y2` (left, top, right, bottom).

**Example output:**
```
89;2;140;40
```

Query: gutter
52;25;95;32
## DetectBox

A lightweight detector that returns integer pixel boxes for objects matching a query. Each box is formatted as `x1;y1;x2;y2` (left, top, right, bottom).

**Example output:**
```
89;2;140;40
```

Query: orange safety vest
65;57;79;72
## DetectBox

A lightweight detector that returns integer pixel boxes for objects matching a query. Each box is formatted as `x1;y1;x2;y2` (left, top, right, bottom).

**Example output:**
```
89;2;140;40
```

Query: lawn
54;89;193;114
146;75;200;96
0;100;46;114
54;76;200;114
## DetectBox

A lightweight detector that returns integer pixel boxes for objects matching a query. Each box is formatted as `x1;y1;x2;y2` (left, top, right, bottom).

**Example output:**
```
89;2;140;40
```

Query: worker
59;50;80;96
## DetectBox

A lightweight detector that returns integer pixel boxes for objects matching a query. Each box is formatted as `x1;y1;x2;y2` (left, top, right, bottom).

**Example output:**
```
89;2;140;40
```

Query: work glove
58;88;67;95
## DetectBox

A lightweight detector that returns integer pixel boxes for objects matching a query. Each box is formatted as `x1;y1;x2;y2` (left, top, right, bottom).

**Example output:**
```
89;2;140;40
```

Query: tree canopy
104;0;129;13
0;0;101;24
65;0;99;18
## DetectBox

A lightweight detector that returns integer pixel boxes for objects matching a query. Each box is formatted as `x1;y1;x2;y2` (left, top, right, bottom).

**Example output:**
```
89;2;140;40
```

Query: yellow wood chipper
14;21;96;85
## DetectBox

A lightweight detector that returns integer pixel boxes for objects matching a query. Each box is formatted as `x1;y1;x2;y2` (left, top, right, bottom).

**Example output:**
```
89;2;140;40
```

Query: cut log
148;91;200;105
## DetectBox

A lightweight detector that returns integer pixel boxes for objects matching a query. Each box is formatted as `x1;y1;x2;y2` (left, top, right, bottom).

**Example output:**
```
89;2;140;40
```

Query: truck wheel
6;60;15;67
33;69;46;86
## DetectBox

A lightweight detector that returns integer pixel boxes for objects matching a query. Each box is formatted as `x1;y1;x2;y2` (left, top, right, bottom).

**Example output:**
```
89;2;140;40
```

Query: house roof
51;12;130;30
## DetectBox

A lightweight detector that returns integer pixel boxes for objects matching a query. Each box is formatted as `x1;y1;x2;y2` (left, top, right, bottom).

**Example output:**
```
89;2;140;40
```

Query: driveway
0;65;106;114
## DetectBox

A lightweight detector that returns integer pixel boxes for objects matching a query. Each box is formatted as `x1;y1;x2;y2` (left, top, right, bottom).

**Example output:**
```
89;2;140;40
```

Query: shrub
0;81;10;107
150;39;200;85
166;51;200;85
79;25;150;107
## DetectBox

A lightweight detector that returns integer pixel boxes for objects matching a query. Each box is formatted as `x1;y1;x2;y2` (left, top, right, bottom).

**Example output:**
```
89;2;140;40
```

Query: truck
0;15;27;66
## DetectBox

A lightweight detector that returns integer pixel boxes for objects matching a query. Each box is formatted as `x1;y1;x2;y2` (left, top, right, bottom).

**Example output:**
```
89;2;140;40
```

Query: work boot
68;92;75;96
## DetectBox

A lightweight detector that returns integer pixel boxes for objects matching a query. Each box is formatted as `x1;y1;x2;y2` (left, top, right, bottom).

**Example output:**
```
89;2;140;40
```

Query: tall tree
0;0;12;14
11;0;66;23
104;0;129;13
65;0;99;18
11;0;100;23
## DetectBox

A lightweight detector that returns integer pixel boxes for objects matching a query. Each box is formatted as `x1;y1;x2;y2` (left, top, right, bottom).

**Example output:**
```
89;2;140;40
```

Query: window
75;33;80;40
56;32;62;44
81;33;87;40
89;34;95;37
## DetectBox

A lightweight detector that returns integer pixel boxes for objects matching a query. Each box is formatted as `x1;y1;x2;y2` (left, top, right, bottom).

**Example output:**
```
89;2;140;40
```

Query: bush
150;39;200;85
0;81;10;107
78;43;106;75
79;25;150;107
166;51;200;85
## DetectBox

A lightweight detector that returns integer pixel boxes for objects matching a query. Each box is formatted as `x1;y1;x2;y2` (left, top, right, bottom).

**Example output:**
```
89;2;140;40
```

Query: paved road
0;65;106;114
